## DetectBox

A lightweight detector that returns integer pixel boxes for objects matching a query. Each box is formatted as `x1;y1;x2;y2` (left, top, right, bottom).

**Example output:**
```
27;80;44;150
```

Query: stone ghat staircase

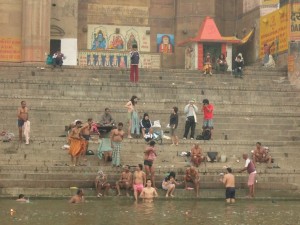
0;64;299;199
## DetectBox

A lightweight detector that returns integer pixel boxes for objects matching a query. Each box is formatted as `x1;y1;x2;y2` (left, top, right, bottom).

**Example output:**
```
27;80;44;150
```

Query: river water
1;198;299;225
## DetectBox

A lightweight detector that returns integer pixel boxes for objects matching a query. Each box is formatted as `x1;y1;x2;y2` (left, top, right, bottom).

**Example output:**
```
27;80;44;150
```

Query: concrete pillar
22;0;51;62
197;43;203;70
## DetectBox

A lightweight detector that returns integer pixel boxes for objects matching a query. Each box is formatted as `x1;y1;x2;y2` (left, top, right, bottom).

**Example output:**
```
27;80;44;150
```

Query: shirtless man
184;166;200;197
17;101;29;144
110;122;125;167
252;142;272;168
133;164;146;201
16;194;29;202
191;143;204;167
140;179;158;202
95;170;110;197
220;167;235;203
116;165;132;197
69;189;84;203
81;118;93;161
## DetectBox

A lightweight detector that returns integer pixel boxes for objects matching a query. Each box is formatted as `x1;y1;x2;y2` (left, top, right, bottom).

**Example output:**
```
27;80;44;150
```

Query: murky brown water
1;199;299;225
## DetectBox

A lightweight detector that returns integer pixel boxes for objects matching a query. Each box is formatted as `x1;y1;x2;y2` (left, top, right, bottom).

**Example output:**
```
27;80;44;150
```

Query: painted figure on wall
157;34;174;53
109;35;124;50
93;54;100;66
112;55;119;67
185;46;193;69
91;30;107;50
127;34;138;50
104;54;111;67
119;56;127;68
87;54;92;66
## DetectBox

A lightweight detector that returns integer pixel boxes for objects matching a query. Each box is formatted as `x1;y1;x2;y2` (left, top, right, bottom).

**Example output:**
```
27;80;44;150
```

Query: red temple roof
178;16;242;46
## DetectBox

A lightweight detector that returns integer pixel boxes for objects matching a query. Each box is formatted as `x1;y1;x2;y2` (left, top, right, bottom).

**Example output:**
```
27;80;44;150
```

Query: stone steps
0;63;288;75
0;179;296;190
0;64;299;197
2;101;300;113
0;74;291;89
1;187;299;199
0;73;293;88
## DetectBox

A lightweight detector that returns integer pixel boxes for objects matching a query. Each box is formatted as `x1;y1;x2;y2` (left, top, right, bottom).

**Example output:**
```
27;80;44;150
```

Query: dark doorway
203;43;221;68
50;39;61;55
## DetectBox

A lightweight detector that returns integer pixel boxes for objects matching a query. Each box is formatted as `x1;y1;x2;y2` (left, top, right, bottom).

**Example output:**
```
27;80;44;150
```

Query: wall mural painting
88;25;150;52
157;34;175;53
83;52;128;68
91;27;108;50
79;51;161;69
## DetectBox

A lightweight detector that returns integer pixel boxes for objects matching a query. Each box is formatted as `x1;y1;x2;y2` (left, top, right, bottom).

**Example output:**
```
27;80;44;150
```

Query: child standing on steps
130;44;140;83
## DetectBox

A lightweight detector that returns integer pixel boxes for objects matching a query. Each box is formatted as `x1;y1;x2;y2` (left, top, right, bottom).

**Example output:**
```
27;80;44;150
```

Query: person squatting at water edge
220;167;236;203
184;166;200;197
95;170;111;197
162;171;181;197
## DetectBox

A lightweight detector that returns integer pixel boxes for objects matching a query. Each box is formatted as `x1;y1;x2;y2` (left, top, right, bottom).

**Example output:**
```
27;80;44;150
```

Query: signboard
259;5;288;58
290;3;300;40
0;37;21;62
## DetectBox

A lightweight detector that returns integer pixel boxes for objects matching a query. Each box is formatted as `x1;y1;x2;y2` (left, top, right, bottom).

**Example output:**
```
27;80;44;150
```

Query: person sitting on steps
252;142;272;168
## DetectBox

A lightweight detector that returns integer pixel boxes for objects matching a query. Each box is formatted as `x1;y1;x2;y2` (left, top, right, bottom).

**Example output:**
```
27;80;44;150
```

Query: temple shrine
178;16;253;71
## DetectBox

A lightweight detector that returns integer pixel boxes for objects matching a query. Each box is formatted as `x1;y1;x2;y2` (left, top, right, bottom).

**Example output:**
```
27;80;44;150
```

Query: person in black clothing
233;55;244;78
170;106;179;146
130;44;140;82
140;113;153;138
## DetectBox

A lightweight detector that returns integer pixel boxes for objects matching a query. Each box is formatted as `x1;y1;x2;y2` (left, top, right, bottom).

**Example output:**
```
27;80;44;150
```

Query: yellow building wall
259;5;289;58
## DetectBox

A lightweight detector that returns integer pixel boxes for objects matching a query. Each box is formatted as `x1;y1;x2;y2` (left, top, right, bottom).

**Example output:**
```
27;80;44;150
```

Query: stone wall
0;0;22;62
50;0;78;39
235;6;261;64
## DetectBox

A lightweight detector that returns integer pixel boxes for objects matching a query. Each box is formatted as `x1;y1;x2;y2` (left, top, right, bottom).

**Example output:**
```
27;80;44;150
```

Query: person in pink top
202;99;214;138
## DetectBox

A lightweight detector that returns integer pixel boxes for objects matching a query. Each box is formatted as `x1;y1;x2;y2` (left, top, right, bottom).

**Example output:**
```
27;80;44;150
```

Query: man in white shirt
183;99;198;140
